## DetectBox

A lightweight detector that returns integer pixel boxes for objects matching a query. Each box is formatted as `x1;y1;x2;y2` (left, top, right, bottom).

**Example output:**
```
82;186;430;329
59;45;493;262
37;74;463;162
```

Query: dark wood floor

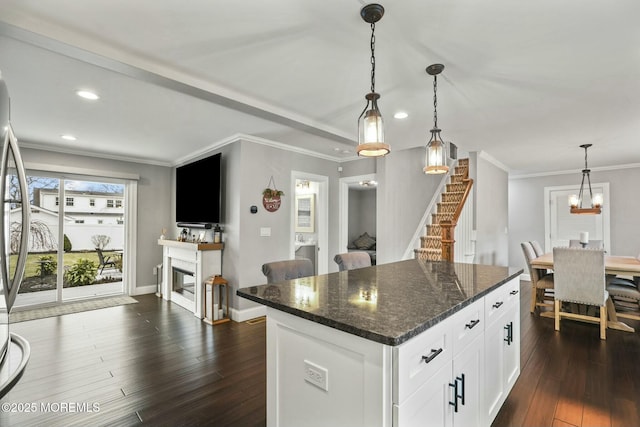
492;281;640;427
1;295;266;426
2;281;639;426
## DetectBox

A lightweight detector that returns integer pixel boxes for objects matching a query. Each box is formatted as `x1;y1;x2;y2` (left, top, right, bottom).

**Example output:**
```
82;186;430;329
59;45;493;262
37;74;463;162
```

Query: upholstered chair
261;259;314;284
521;242;554;314
553;247;608;340
530;240;545;257
333;252;372;272
606;253;640;321
568;239;603;249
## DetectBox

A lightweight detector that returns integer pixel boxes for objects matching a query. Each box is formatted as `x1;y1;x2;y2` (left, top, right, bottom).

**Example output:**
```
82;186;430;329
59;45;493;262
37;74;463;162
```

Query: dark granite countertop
237;259;522;346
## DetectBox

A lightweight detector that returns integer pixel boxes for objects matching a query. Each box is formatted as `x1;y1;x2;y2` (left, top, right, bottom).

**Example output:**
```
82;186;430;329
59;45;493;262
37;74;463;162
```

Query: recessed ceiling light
76;90;100;100
334;147;342;152
61;134;77;141
394;111;408;119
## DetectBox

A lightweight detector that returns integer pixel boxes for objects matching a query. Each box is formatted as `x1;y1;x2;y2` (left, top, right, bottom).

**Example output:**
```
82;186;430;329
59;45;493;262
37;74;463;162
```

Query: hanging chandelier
424;64;449;174
356;4;389;157
568;144;603;214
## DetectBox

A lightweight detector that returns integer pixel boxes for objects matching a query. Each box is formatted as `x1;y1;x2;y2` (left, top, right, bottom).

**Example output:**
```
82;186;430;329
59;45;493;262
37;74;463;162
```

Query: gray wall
376;147;443;264
229;139;341;310
508;166;640;272
471;153;510;266
21;147;172;291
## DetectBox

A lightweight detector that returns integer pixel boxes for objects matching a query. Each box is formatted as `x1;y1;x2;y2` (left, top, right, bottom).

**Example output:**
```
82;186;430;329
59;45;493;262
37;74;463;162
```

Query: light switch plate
260;227;271;237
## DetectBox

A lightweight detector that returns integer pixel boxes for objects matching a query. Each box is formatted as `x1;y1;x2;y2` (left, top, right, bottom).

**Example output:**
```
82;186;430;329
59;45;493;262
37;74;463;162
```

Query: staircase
414;158;473;262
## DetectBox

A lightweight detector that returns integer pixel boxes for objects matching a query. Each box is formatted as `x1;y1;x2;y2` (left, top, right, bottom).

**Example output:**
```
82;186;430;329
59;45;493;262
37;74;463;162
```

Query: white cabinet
263;276;521;427
394;298;485;427
484;278;520;426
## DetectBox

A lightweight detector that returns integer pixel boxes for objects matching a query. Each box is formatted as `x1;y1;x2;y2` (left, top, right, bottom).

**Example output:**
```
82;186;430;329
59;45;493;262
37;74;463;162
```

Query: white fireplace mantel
158;239;223;318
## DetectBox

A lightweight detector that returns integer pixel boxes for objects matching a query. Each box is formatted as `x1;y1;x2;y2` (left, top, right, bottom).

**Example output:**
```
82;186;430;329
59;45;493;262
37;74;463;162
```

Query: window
90;199;95;207
115;200;123;208
107;199;114;208
66;197;74;207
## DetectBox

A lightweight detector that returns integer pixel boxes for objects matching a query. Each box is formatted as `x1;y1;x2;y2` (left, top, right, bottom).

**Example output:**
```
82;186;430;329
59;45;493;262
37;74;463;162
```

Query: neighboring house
10;189;125;252
33;188;124;225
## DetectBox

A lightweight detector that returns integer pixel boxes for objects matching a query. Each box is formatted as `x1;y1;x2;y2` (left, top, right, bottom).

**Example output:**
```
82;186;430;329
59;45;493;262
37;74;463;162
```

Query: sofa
348;232;376;265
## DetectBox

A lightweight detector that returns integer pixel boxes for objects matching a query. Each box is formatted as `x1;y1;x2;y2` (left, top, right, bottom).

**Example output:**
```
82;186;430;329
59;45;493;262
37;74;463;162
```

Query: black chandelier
356;4;389;157
568;144;603;214
423;64;449;174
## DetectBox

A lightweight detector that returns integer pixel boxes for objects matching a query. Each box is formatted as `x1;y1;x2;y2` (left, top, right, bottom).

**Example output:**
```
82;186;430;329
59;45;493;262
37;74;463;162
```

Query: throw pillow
353;232;376;250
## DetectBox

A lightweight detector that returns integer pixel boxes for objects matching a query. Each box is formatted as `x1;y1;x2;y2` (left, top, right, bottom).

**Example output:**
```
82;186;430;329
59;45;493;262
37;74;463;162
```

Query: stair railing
440;175;473;262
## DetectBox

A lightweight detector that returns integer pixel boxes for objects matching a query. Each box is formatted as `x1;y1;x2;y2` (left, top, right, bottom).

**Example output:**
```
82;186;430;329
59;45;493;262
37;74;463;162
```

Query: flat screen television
176;153;221;225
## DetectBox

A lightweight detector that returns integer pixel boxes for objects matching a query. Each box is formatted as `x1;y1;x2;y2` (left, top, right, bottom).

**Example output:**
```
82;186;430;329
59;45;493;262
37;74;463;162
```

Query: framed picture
295;194;315;233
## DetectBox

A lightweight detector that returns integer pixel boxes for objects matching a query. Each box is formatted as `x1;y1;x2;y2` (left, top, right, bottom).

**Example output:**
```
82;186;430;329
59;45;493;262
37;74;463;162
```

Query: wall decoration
262;176;284;212
295;194;315;232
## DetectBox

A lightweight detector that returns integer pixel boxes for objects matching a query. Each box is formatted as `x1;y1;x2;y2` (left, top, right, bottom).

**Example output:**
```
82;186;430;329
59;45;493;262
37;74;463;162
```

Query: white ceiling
1;0;639;174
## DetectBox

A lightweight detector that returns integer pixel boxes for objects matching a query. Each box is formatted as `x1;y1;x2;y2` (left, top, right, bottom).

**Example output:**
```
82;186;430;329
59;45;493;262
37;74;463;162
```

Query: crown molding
174;133;359;166
509;162;640;180
478;151;510;172
18;140;172;167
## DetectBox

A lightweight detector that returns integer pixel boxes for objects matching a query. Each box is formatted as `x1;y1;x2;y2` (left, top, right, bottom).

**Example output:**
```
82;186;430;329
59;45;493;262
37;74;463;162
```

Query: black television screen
176;153;221;224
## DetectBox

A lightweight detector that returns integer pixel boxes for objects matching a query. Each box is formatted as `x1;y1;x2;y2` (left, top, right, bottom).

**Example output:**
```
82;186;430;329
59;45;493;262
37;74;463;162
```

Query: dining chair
553;247;608;340
333;252;372;271
521;242;554;314
568;239;603;249
261;258;314;284
530;240;545;257
606;252;640;321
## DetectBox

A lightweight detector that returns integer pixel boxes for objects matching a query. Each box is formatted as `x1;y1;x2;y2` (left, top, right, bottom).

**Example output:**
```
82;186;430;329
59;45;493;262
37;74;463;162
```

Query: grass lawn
10;251;122;278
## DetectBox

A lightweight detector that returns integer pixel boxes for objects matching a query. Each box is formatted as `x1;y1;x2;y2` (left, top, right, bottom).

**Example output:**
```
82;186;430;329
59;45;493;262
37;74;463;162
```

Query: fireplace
159;240;223;319
172;267;195;302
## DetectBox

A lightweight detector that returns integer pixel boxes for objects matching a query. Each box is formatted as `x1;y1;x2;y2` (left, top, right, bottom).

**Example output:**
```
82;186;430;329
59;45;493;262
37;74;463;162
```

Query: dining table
531;253;640;333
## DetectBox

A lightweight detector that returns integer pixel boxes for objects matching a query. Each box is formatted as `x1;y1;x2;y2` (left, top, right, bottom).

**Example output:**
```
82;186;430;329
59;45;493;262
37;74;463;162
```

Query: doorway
338;173;377;254
290;171;328;275
544;183;610;253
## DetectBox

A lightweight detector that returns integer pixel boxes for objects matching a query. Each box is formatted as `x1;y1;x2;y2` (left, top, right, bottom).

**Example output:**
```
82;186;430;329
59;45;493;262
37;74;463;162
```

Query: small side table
204;275;230;325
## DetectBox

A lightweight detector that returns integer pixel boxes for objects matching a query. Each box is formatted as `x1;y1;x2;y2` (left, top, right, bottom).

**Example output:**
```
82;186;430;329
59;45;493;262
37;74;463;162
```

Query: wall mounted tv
175;152;221;225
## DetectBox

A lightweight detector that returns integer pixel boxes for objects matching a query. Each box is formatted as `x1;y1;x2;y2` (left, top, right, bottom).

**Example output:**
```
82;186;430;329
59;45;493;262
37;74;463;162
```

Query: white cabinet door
394;362;453;427
484;310;507;424
451;335;484;427
503;306;520;392
484;302;520;426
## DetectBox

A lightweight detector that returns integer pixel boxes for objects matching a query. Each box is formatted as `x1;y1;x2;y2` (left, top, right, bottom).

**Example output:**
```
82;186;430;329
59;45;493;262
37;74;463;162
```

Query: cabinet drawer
393;320;452;405
503;277;521;306
485;285;509;327
451;297;485;355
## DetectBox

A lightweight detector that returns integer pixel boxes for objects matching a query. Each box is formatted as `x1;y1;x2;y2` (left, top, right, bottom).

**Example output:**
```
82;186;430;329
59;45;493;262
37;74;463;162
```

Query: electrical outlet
260;227;271;237
304;360;328;391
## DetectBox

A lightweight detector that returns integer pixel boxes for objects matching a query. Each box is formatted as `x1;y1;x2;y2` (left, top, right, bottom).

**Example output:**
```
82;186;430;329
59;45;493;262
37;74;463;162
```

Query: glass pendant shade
423;129;449;174
357;92;389;157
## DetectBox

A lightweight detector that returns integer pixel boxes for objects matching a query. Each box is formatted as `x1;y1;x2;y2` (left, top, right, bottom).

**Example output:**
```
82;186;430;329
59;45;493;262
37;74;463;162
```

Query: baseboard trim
232;305;267;322
132;285;157;296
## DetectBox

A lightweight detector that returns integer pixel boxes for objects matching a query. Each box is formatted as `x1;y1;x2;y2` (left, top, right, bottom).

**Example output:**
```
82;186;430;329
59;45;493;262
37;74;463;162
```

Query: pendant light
568;144;602;214
424;64;449;174
356;4;389;157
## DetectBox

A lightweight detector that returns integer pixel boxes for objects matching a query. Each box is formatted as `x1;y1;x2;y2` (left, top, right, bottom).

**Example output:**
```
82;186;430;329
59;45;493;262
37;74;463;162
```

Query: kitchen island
238;259;522;427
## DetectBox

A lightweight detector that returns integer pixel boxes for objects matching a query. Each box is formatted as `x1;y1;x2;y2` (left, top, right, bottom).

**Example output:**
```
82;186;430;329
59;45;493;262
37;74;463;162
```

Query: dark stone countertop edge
237;268;523;347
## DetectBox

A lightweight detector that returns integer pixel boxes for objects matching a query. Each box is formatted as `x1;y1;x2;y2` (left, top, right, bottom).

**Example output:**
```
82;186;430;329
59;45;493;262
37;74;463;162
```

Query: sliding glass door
14;173;126;308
